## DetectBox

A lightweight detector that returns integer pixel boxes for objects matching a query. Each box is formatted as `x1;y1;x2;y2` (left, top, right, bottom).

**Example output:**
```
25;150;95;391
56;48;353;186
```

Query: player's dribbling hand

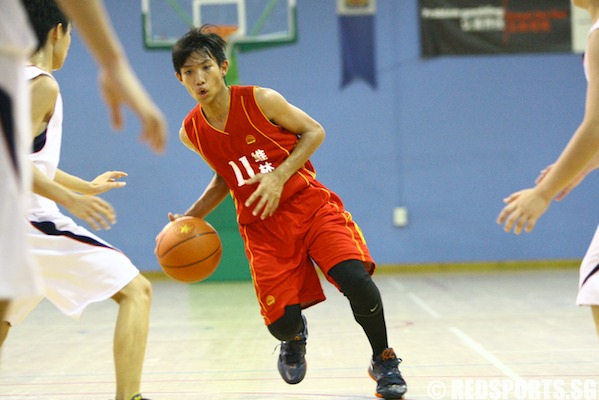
154;213;183;242
168;212;185;222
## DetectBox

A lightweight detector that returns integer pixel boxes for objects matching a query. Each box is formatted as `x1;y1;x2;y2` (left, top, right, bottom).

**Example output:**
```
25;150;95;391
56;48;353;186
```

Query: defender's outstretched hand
497;188;551;234
99;60;167;153
88;171;127;195
63;193;116;231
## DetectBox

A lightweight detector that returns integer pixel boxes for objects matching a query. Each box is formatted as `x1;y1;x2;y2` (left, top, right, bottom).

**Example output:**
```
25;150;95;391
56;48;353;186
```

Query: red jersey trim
189;117;216;172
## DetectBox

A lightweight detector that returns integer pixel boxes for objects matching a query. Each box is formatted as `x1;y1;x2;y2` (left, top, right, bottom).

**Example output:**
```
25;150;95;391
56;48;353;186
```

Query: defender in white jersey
0;2;153;400
498;0;599;338
0;0;42;320
1;0;167;335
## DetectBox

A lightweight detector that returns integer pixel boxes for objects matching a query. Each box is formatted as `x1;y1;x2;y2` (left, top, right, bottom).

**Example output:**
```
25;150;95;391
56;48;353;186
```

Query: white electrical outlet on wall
393;206;408;227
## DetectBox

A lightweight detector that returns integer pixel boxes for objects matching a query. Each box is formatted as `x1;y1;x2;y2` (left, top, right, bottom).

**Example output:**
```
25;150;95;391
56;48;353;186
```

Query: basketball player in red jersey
170;26;407;399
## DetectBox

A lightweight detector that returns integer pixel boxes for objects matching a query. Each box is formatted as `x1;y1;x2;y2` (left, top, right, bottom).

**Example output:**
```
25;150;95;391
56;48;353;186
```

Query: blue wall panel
54;0;596;273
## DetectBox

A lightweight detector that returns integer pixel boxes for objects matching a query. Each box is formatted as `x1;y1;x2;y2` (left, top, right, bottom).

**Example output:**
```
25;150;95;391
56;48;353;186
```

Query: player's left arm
169;173;229;222
529;31;599;201
498;30;599;234
541;41;599;200
244;87;325;219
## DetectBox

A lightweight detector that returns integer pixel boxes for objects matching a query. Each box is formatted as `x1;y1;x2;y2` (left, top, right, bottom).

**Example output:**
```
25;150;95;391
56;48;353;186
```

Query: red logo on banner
503;0;568;45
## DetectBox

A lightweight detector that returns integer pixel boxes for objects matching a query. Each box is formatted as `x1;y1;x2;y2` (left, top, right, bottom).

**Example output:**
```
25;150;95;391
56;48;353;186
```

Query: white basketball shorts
7;212;140;325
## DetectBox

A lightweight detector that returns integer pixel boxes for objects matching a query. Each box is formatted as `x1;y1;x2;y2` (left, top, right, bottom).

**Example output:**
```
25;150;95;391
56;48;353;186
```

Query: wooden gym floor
1;264;598;400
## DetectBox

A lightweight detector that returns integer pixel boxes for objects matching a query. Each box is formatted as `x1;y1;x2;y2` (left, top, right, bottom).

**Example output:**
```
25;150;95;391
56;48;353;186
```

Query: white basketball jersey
25;65;64;218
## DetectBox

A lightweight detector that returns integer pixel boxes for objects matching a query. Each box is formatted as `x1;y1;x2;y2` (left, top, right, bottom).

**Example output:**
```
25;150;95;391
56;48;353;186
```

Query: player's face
176;51;229;104
53;23;72;71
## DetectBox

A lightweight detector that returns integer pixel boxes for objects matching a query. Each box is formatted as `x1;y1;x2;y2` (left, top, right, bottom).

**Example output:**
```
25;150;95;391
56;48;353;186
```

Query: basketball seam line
160;244;222;269
157;232;218;257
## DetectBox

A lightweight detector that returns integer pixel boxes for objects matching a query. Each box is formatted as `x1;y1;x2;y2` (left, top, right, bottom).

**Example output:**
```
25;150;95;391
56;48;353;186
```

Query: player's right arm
168;126;229;221
178;173;229;221
29;76;116;231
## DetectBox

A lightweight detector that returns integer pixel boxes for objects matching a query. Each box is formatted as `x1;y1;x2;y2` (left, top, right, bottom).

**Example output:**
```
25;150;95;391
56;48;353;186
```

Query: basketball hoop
203;24;240;67
204;24;239;43
202;24;240;83
141;0;297;83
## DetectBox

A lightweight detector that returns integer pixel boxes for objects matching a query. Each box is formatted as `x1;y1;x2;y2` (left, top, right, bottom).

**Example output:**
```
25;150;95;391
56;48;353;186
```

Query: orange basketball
155;216;222;283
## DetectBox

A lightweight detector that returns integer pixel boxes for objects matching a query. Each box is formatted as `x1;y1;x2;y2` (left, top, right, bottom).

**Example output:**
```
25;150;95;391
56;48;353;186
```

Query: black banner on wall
420;0;571;57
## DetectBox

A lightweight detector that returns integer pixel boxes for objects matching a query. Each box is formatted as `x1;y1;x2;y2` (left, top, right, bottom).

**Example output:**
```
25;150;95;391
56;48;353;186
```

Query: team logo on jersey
266;295;276;306
245;134;256;145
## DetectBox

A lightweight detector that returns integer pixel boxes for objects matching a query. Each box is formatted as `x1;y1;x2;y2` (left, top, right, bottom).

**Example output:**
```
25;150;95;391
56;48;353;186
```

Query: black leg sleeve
328;260;389;357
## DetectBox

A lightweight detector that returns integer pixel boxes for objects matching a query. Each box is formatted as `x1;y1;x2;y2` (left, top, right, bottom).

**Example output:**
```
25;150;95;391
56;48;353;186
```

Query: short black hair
172;25;228;73
22;0;70;52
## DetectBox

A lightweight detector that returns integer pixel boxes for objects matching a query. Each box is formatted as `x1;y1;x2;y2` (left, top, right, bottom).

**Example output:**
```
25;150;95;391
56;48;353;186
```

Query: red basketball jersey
183;85;318;224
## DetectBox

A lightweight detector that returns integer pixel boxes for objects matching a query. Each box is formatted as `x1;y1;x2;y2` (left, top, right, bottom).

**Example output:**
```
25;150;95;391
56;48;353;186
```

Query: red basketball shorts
239;182;375;325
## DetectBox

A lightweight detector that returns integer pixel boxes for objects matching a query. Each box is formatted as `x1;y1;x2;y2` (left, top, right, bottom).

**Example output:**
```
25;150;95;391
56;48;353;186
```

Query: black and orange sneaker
368;348;408;399
277;315;308;384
